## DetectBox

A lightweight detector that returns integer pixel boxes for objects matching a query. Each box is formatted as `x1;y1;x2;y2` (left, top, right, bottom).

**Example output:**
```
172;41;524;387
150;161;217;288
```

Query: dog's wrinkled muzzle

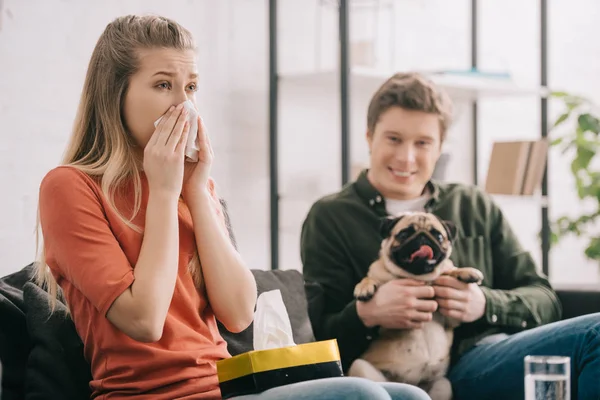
390;232;446;275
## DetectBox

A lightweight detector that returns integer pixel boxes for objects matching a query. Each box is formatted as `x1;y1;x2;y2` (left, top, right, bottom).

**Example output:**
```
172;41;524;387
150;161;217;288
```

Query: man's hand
356;279;438;330
432;275;486;323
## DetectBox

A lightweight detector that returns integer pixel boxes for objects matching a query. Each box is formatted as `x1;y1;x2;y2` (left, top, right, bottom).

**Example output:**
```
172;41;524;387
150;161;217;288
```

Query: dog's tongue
410;245;434;261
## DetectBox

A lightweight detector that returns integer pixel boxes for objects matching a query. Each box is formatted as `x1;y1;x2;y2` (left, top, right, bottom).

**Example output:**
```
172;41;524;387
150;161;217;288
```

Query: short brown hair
367;72;453;141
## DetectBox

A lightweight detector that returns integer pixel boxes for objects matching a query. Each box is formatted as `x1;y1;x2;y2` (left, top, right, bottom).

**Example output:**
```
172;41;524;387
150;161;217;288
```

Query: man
300;72;600;399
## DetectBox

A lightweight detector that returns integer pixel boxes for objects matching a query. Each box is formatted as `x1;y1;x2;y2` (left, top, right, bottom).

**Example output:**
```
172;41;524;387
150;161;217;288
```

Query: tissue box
216;339;343;398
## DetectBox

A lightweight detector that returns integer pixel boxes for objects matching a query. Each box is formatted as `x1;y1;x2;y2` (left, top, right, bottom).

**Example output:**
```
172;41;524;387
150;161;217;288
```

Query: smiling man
300;72;600;399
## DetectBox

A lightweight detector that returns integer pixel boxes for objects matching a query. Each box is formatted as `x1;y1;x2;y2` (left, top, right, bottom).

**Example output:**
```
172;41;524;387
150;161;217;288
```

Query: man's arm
300;201;378;371
481;197;562;330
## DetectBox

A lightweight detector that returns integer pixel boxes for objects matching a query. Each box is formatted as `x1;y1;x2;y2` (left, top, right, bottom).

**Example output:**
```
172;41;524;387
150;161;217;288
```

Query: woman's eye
187;83;198;92
157;82;170;90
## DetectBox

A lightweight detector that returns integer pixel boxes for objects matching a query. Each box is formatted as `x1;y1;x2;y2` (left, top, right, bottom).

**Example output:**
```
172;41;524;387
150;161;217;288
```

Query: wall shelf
281;67;549;102
269;0;551;274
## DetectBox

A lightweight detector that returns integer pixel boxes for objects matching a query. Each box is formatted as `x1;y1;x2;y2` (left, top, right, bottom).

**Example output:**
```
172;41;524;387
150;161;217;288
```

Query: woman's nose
173;89;190;105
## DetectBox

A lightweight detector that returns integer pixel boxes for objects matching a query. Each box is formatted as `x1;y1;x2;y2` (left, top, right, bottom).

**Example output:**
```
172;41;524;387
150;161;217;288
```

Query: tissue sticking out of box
253;290;296;351
153;100;200;162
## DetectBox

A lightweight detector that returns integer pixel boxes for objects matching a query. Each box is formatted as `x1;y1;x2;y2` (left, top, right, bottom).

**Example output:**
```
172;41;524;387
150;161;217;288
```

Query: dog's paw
449;267;484;285
428;377;453;400
354;278;378;301
347;359;388;382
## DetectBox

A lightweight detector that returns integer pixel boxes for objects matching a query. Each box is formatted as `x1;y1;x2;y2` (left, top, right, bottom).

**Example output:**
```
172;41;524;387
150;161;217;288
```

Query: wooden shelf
490;193;548;206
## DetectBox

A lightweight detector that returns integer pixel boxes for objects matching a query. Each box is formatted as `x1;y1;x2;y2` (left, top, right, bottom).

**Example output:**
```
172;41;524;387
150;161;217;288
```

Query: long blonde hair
35;15;204;308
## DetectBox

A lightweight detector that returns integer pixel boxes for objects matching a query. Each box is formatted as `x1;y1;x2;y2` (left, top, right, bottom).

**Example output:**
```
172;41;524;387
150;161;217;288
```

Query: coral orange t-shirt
38;166;231;399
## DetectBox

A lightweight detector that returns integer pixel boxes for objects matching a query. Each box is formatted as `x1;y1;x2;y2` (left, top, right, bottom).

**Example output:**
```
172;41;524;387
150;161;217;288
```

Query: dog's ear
441;220;457;240
380;216;403;238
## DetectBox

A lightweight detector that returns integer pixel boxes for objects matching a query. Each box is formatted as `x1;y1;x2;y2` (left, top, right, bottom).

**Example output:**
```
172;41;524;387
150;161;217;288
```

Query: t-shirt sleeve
38;167;135;316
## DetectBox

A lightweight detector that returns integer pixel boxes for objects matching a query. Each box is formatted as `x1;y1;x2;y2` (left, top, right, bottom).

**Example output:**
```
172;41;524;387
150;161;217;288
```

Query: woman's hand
182;115;213;201
143;104;190;198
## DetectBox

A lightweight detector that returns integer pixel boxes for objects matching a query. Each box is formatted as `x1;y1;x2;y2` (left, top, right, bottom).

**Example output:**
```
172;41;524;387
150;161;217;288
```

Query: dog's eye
430;229;444;243
396;226;416;241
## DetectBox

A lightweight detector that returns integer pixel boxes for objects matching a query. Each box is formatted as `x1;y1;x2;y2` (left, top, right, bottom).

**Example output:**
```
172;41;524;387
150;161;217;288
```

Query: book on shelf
484;139;549;196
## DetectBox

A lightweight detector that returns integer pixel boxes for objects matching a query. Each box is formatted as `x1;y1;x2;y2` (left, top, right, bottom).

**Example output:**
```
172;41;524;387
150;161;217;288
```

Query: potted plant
548;91;600;261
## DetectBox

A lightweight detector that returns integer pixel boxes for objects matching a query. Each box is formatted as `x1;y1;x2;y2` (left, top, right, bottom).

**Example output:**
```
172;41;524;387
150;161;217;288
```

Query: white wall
0;0;241;274
476;0;600;285
1;0;599;285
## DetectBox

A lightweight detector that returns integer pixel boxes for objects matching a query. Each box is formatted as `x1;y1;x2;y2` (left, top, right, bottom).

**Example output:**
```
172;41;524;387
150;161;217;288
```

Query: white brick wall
0;0;236;275
1;0;599;284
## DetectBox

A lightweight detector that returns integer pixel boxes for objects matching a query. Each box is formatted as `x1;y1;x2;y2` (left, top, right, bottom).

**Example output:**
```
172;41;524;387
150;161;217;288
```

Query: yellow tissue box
216;339;343;399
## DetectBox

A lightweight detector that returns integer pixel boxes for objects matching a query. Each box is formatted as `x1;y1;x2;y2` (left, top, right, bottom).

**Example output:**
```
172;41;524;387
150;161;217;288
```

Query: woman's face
123;48;198;149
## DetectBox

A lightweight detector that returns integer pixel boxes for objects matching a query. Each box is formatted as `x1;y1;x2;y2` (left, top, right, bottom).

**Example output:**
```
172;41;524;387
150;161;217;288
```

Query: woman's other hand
182;115;213;201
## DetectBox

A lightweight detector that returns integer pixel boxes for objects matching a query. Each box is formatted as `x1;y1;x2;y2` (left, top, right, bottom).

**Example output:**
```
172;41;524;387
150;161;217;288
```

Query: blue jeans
449;313;600;400
231;377;430;399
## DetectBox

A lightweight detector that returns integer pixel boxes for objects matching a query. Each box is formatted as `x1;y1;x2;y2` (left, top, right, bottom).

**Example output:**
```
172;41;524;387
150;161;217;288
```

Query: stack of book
485;140;549;196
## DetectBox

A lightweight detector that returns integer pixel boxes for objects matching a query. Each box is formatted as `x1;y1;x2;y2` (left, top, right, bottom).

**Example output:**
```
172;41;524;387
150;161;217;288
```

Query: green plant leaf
548;93;600;262
578;113;600;134
575;174;591;199
584;237;600;260
553;112;570;128
566;96;583;110
571;147;595;174
550;231;559;246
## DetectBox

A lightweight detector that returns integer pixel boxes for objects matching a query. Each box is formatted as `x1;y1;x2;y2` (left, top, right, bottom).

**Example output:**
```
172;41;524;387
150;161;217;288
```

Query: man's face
366;106;442;200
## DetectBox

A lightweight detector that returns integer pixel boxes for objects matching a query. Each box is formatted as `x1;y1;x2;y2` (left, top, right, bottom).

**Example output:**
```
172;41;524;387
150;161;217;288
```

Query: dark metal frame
268;0;551;274
471;0;479;185
269;0;279;270
340;0;351;186
540;0;550;276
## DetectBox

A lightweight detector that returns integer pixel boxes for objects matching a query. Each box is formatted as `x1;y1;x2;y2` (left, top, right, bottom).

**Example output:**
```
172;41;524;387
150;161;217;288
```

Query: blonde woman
36;15;430;400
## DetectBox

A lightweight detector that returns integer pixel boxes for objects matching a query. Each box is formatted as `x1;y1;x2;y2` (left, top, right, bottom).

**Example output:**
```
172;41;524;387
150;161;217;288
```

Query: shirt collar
353;169;440;215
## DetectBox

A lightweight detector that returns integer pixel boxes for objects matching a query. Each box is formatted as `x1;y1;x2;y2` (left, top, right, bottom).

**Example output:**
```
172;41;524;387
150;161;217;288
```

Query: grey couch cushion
0;264;36;400
218;269;316;356
23;282;92;400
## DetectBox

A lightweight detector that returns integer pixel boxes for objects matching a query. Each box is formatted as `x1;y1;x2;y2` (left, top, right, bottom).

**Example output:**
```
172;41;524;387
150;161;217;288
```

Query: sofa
0;201;330;400
2;242;600;400
3;263;600;400
0;262;327;400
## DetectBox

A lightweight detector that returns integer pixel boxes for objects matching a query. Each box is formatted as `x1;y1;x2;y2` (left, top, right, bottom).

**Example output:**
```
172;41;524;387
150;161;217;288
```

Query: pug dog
348;211;484;400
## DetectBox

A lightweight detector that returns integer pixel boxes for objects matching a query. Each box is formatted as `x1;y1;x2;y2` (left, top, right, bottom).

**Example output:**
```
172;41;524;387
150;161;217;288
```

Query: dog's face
379;211;457;281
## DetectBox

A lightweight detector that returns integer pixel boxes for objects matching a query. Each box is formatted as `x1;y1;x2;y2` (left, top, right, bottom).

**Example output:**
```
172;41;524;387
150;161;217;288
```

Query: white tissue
253;290;296;351
153;99;200;162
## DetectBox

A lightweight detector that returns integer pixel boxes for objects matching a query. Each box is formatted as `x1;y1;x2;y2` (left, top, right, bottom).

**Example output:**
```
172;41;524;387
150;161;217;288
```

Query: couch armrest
555;284;600;320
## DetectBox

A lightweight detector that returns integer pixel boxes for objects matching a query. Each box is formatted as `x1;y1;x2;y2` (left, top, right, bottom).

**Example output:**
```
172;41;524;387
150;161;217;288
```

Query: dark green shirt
300;170;562;371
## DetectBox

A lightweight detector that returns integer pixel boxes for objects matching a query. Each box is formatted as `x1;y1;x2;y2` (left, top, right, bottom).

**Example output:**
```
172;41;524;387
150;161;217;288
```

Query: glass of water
525;355;570;400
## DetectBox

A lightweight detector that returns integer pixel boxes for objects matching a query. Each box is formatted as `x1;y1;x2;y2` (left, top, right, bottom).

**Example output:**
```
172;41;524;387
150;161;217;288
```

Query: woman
36;14;430;400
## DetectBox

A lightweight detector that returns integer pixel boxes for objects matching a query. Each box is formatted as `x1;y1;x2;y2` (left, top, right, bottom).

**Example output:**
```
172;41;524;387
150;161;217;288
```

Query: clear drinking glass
524;355;570;400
